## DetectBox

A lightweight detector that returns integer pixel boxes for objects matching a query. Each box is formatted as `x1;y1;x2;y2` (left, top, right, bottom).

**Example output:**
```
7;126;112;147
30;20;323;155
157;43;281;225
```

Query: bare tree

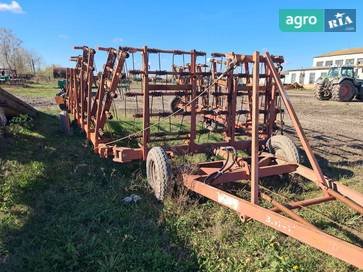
0;28;22;71
0;28;42;74
28;50;42;73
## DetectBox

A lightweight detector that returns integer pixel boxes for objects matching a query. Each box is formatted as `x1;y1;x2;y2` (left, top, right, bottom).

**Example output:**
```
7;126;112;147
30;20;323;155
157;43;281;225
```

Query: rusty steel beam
291;163;363;212
251;51;260;204
260;192;318;229
142;46;150;160
270;196;335;212
183;177;363;269
120;46;206;56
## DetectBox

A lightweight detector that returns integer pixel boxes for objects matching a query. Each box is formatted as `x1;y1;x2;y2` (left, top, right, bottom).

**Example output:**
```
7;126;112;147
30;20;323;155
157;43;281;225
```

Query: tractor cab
326;66;355;79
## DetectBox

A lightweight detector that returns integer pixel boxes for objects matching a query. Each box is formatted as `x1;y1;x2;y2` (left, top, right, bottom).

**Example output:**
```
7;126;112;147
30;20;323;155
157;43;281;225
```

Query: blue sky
0;0;361;69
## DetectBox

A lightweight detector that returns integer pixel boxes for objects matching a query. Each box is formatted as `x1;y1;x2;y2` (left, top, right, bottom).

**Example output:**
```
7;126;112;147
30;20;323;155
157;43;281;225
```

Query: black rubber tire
170;96;183;113
146;147;172;201
313;84;331;100
331;80;356;102
267;135;300;164
59;110;71;135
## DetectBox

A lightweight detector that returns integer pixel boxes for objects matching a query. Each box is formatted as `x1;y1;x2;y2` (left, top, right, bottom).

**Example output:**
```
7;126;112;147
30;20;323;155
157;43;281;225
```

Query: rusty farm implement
55;45;363;269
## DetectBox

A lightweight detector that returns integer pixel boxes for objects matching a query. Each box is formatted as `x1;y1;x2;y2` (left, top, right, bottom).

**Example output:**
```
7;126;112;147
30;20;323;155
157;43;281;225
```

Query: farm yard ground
284;89;363;164
0;83;362;271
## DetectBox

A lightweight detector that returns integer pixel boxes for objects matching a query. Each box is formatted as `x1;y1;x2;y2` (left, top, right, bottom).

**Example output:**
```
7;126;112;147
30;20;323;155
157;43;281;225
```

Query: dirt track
284;89;363;164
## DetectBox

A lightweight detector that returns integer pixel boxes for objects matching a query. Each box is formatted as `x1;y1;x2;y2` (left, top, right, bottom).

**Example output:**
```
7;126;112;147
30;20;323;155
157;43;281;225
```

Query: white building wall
285;69;329;85
285;52;363;85
312;53;363;67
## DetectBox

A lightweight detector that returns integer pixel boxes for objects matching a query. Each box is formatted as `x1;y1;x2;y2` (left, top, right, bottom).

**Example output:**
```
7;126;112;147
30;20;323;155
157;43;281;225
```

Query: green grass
0;113;198;271
2;82;58;98
0;85;362;271
104;117;229;149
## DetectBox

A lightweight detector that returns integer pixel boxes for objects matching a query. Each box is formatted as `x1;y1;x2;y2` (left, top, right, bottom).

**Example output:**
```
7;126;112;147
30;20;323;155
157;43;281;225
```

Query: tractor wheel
331;80;356;102
267;135;300;164
59;110;71;135
146;147;173;201
313;84;331;100
170;96;183;113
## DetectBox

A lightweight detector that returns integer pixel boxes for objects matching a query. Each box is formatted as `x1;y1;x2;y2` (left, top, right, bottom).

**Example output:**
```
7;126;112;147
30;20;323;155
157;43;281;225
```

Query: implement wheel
170;96;183;113
331;80;356;102
146;147;172;201
267;135;300;164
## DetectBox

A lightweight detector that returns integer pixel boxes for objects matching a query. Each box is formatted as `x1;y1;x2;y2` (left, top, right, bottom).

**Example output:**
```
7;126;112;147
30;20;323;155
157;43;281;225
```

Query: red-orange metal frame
56;46;363;269
181;52;363;269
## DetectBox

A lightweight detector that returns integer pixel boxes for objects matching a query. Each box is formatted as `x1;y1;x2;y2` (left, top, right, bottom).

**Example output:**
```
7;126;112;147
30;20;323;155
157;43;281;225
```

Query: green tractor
314;66;363;101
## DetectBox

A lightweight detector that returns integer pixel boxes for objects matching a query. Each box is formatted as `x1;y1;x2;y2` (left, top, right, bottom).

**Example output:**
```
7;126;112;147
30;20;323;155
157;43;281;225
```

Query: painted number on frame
265;216;296;233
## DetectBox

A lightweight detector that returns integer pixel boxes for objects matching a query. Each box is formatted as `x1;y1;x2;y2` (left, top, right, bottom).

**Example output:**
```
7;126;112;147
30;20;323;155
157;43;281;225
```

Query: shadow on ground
283;125;360;181
0;112;198;271
284;125;363;165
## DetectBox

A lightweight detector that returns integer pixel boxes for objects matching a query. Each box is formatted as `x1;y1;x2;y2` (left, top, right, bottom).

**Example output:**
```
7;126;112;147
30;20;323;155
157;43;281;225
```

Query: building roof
315;48;363;58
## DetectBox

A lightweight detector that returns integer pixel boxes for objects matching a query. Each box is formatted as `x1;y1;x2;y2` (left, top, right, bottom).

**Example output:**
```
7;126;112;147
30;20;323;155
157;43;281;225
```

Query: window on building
335;59;344;66
321;72;327;77
309;72;316;84
316;61;323;67
291;73;296;82
357;58;363;65
345;59;354;66
325;60;333;67
299;73;305;85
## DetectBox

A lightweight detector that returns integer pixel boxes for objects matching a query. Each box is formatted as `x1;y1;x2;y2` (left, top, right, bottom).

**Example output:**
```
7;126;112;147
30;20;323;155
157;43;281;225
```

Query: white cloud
0;1;24;13
112;37;123;43
58;34;69;40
